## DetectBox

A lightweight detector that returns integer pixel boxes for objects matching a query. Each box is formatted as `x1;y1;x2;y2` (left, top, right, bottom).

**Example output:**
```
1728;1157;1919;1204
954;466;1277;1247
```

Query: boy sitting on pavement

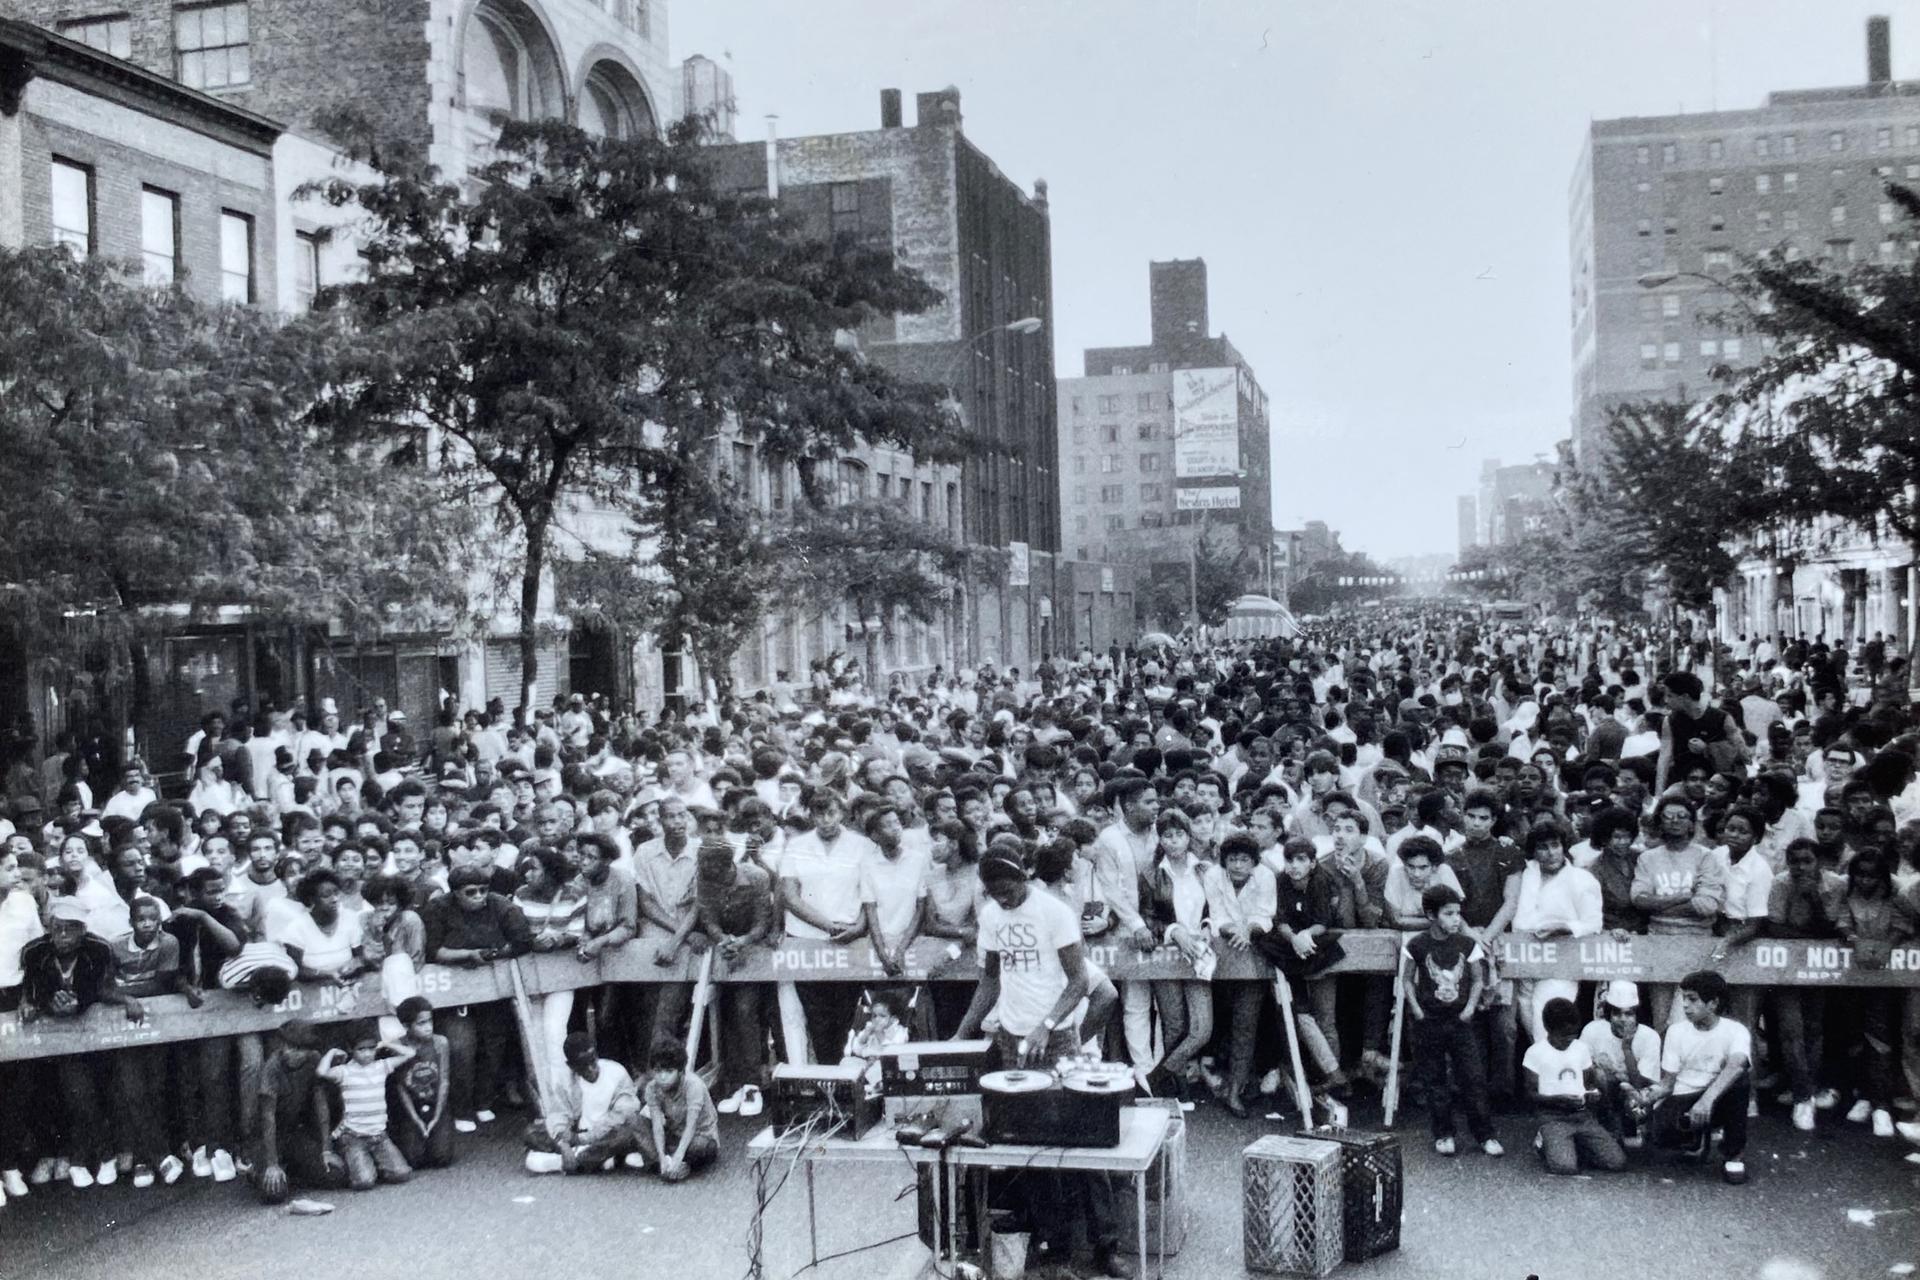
524;1032;640;1175
1524;997;1627;1175
1644;969;1753;1185
630;1036;720;1181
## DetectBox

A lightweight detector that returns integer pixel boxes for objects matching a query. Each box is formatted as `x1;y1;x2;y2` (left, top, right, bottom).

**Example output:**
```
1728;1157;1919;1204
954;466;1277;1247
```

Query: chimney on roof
880;88;902;128
915;87;962;128
1868;15;1892;85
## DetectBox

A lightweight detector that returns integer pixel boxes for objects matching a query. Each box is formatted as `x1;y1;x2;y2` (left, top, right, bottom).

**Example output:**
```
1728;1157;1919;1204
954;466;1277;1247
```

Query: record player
980;1064;1134;1148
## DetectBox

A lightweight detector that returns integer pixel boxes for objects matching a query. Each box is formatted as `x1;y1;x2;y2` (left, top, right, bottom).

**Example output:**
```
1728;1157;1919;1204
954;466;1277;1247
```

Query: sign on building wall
1172;366;1240;478
1008;541;1030;587
1100;567;1116;593
1175;486;1243;510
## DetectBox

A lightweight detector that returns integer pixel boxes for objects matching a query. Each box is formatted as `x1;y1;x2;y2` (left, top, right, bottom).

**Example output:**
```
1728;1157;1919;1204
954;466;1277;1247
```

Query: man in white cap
1578;980;1661;1147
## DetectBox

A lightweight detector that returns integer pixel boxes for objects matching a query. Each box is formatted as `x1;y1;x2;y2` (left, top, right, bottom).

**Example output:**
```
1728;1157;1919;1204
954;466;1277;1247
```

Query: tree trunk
519;515;548;724
695;639;736;705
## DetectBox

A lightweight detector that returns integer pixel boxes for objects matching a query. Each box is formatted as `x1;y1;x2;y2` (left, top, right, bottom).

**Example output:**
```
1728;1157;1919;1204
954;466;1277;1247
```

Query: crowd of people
2;610;1920;1245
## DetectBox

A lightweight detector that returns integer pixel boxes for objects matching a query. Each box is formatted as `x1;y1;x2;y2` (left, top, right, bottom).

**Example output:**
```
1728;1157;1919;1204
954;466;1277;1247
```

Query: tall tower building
1569;15;1920;465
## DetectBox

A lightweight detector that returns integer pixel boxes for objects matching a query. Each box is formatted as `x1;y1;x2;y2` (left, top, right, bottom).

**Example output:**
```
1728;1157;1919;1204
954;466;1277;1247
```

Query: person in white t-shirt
1579;980;1662;1147
955;853;1123;1279
1646;970;1753;1185
1523;997;1626;1175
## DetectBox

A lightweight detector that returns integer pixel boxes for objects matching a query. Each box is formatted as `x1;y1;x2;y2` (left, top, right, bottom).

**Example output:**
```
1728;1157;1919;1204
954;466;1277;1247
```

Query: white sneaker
738;1086;764;1118
1792;1101;1816;1132
131;1164;155;1189
1482;1139;1505;1158
523;1151;563;1175
1434;1137;1456;1156
68;1165;93;1190
159;1155;184;1185
622;1152;648;1170
2;1169;27;1198
29;1158;55;1186
1846;1099;1872;1124
1747;1096;1760;1119
475;1109;497;1124
1813;1087;1840;1110
191;1147;212;1179
1873;1109;1896;1139
454;1119;478;1134
716;1087;747;1115
1897;1119;1920;1145
1622;1134;1644;1150
210;1150;237;1183
94;1161;117;1188
1259;1068;1284;1096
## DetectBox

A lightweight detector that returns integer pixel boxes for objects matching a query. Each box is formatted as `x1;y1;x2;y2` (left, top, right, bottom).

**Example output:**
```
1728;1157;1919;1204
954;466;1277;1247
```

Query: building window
1140;453;1161;472
1105;515;1124;532
1829;130;1846;152
621;0;649;37
1707;139;1723;161
1877;126;1893;151
1828;239;1856;263
1782;171;1797;192
1097;395;1119;413
1722;336;1742;360
1147;361;1169;373
1140;512;1163;529
1101;424;1119;443
1073;515;1089;533
1072;485;1087;504
1699;338;1718;358
293;230;321;309
1908;126;1920;148
1135;392;1154;411
874;474;890;502
1636;295;1658;320
1709;212;1725;231
1071;424;1089;444
58;14;131;58
1782;134;1798;157
1661;294;1680;318
1070;395;1083;415
1138;483;1162;503
1100;454;1120;473
1099;485;1123;503
1661;143;1677;165
1703;248;1731;272
1636;217;1652;237
49;158;93;257
1882;239;1901;262
1755;209;1772;231
1073;456;1086;474
219;210;253;302
1831;203;1847;226
1755;173;1771;194
1755;136;1770;157
829;182;860;239
1663;341;1681;366
1663;215;1678;236
1831;167;1847;182
1880;202;1897;225
1707;176;1724;195
140;187;179;287
1633;179;1650;193
1635;144;1650;165
1908;165;1920;179
175;2;251;89
1639;342;1659;369
1136;422;1155;440
1783;209;1800;231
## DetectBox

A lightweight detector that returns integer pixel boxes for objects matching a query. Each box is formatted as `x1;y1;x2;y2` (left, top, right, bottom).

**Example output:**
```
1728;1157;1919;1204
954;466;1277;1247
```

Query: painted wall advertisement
1172;366;1240;478
1007;541;1030;587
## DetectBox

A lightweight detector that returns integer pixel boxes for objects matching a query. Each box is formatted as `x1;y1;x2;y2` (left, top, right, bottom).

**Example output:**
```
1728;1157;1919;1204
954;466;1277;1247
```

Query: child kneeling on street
1524;997;1626;1175
316;1021;417;1191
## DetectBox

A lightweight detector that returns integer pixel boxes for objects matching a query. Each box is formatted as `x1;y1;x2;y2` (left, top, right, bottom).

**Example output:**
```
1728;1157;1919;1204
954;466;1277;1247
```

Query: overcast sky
671;1;1915;560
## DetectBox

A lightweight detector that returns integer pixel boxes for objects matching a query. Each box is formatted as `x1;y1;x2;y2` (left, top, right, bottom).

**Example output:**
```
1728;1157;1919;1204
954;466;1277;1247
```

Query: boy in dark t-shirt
1402;884;1502;1158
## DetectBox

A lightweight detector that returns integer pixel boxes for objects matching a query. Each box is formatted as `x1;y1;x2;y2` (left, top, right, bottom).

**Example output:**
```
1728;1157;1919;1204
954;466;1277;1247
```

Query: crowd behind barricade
3;613;1920;1223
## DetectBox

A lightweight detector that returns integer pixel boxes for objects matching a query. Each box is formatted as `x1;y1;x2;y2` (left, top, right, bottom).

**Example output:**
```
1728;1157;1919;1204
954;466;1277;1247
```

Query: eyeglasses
458;886;489;898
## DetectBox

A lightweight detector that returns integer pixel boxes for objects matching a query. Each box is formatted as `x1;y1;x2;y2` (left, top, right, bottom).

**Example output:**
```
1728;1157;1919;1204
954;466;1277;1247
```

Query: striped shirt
321;1055;402;1137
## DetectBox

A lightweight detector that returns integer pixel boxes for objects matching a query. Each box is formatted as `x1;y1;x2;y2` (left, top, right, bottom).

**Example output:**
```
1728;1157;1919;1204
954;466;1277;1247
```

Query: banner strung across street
6;931;1918;1062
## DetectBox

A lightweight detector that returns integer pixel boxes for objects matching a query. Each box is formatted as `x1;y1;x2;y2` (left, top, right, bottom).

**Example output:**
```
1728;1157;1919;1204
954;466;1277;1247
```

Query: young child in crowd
316;1021;417;1191
843;990;912;1092
389;996;454;1170
1523;997;1627;1175
1402;884;1502;1158
633;1037;720;1182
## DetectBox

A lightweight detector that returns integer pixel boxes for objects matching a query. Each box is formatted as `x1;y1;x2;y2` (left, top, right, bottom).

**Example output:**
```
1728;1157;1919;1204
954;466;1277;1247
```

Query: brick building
1473;457;1555;548
691;87;1131;681
1057;259;1275;624
1569;16;1920;652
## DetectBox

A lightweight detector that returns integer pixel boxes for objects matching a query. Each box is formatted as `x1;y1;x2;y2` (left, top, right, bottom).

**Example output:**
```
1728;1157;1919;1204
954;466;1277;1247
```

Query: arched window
580;61;657;140
461;0;564;122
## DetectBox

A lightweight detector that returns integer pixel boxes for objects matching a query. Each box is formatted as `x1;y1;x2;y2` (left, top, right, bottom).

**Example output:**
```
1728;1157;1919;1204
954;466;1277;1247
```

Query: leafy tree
1589;400;1743;612
0;246;462;729
1135;529;1241;630
308;118;963;715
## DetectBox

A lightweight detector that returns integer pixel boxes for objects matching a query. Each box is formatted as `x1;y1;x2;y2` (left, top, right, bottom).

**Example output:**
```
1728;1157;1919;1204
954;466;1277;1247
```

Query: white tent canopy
1224;594;1298;640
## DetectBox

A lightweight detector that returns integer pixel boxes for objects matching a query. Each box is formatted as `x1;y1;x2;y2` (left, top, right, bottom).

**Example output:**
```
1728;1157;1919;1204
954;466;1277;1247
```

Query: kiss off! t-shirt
975;889;1081;1037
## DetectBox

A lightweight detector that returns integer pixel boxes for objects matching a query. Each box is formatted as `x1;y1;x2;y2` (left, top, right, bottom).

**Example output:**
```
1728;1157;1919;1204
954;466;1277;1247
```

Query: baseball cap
1602;980;1640;1011
48;896;90;923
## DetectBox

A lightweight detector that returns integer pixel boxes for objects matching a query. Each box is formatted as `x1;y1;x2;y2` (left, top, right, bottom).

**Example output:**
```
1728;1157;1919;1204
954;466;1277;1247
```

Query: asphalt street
4;1100;1918;1280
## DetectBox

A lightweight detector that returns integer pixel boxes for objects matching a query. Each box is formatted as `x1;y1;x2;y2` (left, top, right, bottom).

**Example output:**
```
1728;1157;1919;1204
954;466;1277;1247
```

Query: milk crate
1242;1135;1344;1277
1118;1099;1188;1256
1299;1125;1403;1261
